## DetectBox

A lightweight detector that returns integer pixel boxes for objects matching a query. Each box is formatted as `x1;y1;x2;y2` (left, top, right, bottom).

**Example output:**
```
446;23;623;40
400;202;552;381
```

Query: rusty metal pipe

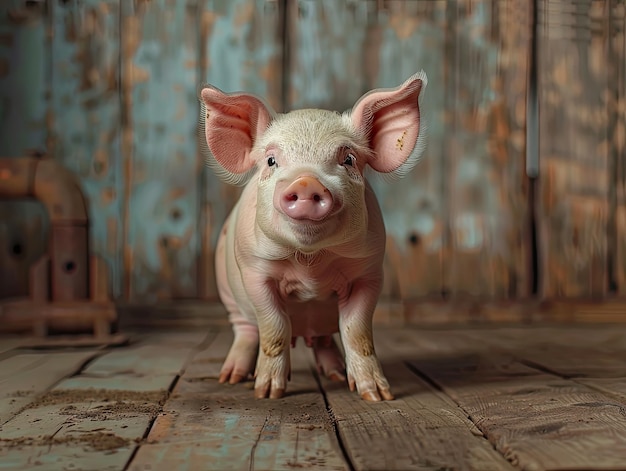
0;157;88;223
0;156;89;301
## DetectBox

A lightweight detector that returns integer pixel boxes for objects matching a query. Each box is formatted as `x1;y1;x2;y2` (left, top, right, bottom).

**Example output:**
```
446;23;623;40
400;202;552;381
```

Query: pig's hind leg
219;319;259;384
312;336;346;382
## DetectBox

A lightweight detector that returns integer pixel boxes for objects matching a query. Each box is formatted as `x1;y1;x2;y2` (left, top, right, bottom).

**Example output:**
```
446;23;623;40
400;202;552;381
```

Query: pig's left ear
199;84;275;185
350;71;427;177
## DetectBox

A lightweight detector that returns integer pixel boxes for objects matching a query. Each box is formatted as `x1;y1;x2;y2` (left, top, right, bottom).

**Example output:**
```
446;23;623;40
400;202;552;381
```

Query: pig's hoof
313;336;346;382
328;371;345;382
219;372;246;384
254;386;285;399
360;388;394;402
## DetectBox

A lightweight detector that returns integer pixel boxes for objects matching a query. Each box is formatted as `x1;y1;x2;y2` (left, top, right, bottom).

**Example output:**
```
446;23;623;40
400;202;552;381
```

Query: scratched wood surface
2;325;626;470
537;0;612;297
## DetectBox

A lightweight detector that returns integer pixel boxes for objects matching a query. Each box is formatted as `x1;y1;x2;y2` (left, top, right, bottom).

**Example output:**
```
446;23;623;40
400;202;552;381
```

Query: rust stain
101;187;116;206
234;2;255;30
169;187;186;200
121;12;142;299
200;10;218;72
388;14;420;40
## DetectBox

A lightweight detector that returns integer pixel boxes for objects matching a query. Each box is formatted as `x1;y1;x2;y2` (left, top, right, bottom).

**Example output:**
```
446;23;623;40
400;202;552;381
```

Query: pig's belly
286;297;339;338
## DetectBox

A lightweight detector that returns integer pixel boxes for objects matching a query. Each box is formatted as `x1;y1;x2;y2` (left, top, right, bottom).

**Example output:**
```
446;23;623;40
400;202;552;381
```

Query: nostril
287;194;298;202
313;194;321;202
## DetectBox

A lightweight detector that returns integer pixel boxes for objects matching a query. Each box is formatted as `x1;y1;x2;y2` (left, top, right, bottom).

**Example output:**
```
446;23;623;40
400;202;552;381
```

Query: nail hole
171;208;182;220
408;233;420;246
64;261;76;273
11;243;24;257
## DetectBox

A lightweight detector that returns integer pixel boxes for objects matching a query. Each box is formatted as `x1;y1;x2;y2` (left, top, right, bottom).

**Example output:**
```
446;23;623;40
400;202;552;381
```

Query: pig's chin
279;215;340;252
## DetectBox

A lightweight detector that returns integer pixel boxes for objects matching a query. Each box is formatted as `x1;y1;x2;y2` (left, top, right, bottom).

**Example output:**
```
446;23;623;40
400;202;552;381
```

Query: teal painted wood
48;0;124;298
197;0;283;298
443;0;531;298
0;2;49;298
0;0;47;157
367;1;448;299
287;0;447;299
123;0;202;301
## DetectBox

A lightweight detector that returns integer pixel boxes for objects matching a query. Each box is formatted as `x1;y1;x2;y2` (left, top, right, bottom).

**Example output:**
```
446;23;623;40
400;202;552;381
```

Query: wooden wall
0;0;624;307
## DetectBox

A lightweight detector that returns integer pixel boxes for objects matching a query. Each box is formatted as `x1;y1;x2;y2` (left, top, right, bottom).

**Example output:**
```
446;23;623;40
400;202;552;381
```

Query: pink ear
200;85;273;176
351;72;427;174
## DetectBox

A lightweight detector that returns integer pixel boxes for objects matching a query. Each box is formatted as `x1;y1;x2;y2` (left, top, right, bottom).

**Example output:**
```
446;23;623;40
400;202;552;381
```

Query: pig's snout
279;176;333;221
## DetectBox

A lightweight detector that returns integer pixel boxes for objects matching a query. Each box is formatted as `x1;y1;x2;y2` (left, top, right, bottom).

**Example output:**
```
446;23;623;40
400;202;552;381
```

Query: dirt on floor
1;388;169;451
0;431;135;451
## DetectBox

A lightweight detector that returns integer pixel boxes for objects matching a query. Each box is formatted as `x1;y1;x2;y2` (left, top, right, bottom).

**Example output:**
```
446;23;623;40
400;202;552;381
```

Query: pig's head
199;72;427;253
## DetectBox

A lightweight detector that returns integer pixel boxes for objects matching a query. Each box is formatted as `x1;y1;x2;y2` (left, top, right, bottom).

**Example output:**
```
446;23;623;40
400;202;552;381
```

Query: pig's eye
267;156;276;167
343;154;356;167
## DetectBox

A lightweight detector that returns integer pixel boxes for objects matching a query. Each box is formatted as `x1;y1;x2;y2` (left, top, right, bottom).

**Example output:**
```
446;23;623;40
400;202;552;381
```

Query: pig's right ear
199;85;275;185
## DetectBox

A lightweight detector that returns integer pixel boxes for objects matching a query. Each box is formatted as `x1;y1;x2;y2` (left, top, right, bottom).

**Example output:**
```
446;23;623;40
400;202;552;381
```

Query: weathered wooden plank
197;0;283;300
443;0;531;298
0;1;50;300
0;0;47;156
129;330;348;470
0;337;27;355
537;0;611;297
287;0;447;310
0;350;100;426
0;331;208;470
459;326;626;400
121;0;201;301
317;331;515;470
401;328;626;470
610;0;626;294
48;0;124;298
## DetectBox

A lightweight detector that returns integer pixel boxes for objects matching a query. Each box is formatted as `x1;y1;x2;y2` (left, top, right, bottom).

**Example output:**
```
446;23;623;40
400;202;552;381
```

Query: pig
199;72;427;401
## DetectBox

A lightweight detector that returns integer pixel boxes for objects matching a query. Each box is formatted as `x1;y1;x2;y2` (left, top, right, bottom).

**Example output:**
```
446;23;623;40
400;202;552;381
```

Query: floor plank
316;332;515;471
0;331;208;471
0;338;29;356
396;328;626;470
458;327;626;401
0;350;101;426
129;331;348;471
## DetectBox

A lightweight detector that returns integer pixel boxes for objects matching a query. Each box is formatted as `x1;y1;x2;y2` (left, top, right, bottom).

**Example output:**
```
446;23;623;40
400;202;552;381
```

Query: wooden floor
1;325;626;471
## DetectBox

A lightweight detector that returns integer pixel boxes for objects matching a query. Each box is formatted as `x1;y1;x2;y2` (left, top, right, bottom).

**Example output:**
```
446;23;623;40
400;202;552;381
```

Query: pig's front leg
339;279;393;402
255;310;291;399
246;277;292;399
